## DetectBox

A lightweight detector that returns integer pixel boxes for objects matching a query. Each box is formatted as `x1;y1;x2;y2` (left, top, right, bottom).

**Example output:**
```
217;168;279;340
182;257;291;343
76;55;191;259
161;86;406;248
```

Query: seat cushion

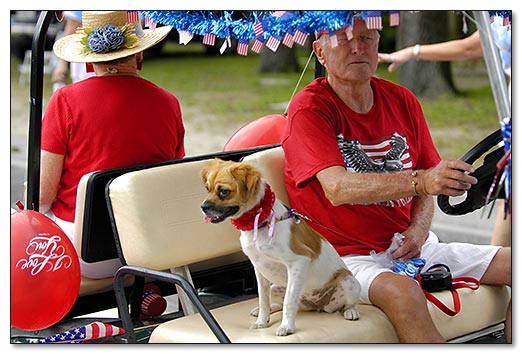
149;285;509;343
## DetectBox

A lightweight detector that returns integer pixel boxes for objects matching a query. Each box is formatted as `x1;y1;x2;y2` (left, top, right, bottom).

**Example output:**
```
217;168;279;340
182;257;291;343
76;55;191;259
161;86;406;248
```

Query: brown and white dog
200;159;360;336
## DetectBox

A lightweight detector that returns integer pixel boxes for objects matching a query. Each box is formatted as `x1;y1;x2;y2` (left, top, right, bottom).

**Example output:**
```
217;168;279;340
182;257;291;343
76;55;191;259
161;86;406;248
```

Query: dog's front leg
277;257;310;336
251;269;271;329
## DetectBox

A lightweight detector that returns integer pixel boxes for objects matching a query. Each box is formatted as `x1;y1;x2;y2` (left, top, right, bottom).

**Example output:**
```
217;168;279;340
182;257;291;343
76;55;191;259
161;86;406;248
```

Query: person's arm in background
51;16;82;85
378;31;483;72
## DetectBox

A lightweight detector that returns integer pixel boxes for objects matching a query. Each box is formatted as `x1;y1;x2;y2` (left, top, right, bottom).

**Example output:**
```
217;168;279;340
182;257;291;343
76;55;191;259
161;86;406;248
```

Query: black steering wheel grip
437;129;505;216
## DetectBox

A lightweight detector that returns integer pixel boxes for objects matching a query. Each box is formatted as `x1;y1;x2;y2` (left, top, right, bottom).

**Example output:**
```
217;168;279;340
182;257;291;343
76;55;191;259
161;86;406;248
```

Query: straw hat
53;11;172;63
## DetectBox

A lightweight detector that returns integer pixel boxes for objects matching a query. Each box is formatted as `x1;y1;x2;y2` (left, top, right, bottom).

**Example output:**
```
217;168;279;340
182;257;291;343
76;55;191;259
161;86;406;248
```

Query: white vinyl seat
108;146;509;343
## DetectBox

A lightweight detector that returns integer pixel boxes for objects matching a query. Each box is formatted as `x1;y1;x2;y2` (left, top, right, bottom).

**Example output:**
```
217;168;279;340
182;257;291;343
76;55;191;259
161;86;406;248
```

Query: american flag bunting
389;11;400;26
265;35;281;52
251;38;264;53
253;21;264;37
272;11;286;18
237;40;249;56
178;30;194;45
203;32;216;46
145;17;156;31
282;32;294;48
293;28;308;46
127;11;139;23
365;11;383;30
38;322;125;343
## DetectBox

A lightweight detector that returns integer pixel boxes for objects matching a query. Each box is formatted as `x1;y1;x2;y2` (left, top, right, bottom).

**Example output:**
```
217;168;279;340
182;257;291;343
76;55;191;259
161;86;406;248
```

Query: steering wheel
437;129;506;216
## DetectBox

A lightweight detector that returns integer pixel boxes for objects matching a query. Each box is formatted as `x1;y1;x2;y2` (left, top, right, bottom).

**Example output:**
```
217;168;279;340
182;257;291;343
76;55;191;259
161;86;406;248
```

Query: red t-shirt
282;77;441;256
42;75;186;222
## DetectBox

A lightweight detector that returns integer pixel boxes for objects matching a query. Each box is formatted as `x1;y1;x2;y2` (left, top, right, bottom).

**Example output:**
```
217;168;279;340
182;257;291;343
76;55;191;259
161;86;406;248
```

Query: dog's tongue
203;215;213;223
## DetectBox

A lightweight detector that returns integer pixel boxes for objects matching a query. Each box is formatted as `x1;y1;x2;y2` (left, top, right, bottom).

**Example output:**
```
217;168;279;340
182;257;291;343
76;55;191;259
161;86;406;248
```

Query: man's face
314;19;380;84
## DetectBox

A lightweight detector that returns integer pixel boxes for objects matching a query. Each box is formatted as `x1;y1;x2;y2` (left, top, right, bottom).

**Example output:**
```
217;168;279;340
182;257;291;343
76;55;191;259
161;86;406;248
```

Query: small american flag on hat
127;11;139;23
293;28;308;46
272;11;286;18
38;321;125;343
178;30;194;45
364;11;383;30
251;38;264;53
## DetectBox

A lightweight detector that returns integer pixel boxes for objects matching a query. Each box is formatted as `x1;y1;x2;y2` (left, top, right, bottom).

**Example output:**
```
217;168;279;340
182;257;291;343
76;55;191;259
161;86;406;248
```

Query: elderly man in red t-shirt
282;18;511;343
39;11;185;278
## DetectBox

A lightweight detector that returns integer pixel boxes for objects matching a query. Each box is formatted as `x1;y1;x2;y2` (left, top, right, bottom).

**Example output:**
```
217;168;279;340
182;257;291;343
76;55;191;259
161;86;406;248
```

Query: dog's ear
200;159;223;184
229;163;261;201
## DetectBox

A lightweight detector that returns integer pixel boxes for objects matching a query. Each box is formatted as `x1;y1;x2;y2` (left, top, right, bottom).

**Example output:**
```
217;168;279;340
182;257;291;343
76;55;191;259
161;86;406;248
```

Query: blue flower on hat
87;25;126;53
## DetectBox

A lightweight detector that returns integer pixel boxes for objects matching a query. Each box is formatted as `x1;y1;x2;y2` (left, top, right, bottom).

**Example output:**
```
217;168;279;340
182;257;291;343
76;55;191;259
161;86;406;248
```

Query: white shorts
342;231;501;304
46;211;123;279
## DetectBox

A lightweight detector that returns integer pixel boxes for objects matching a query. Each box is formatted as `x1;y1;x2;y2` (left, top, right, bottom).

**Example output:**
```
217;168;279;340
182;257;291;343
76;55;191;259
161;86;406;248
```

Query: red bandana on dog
230;184;275;232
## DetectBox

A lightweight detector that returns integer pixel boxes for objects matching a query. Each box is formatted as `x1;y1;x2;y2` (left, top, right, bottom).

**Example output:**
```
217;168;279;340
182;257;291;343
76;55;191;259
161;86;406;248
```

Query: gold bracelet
411;170;419;196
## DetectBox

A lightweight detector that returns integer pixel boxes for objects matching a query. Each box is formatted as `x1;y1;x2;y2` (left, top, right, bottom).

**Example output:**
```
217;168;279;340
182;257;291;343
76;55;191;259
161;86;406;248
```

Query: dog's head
200;159;263;223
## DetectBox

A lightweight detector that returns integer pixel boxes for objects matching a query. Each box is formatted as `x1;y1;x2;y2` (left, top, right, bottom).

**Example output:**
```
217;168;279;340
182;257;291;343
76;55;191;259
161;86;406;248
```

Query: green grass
11;43;500;159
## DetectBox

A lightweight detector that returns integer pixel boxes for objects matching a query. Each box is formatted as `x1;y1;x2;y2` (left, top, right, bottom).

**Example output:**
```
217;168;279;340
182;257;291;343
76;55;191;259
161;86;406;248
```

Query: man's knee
481;247;511;286
369;272;426;311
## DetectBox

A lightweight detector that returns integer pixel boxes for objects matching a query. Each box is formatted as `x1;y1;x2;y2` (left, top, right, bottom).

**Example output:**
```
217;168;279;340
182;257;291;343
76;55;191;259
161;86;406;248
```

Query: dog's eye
218;189;230;200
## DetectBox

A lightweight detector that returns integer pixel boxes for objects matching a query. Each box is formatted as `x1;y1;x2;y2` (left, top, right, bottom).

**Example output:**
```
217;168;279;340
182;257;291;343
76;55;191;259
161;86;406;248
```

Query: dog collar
230;183;276;232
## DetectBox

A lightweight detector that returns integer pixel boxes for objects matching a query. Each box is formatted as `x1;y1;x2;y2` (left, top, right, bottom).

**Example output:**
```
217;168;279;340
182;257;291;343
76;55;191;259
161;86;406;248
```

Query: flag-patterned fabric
293;29;308;46
251;38;264;53
145;17;157;31
127;11;139;23
365;11;383;30
389;11;400;26
265;35;281;52
178;30;194;45
203;32;216;46
237;40;249;56
282;32;294;48
38;322;125;343
253;21;264;37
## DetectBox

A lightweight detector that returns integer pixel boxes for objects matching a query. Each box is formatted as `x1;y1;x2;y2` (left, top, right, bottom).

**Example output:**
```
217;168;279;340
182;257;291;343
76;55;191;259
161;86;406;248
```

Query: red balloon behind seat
11;210;81;330
223;114;287;151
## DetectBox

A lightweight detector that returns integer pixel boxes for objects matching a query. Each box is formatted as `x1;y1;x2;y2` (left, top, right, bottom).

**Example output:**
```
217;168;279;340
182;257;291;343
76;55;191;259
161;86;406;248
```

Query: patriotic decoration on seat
37;321;125;343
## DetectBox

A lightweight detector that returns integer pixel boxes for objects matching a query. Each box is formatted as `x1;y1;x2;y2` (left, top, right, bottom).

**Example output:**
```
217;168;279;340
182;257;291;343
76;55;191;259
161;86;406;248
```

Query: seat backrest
242;146;288;205
73;146;278;264
107;159;241;270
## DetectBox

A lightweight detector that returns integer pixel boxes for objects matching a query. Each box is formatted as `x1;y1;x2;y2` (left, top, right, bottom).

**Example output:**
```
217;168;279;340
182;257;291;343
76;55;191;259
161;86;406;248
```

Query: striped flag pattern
237;40;249;56
253;21;264;37
364;11;383;30
265;36;281;52
293;29;308;46
389;11;400;26
282;32;294;48
145;17;157;31
251;38;264;53
38;322;125;343
126;11;139;23
203;32;216;46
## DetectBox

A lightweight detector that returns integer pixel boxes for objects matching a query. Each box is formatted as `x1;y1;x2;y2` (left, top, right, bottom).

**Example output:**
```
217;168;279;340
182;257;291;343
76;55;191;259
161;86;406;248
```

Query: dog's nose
201;201;212;214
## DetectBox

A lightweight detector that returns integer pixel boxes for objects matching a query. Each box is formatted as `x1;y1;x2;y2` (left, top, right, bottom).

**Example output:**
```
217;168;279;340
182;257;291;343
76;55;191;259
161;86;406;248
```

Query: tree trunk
258;45;300;73
396;11;457;97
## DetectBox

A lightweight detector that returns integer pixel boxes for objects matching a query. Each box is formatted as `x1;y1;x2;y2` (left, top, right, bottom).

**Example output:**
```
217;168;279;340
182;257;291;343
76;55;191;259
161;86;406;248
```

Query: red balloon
223;114;287;151
11;210;80;330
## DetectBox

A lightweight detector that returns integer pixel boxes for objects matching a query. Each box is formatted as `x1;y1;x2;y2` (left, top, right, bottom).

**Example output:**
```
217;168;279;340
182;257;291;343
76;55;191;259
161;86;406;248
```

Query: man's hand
418;160;477;196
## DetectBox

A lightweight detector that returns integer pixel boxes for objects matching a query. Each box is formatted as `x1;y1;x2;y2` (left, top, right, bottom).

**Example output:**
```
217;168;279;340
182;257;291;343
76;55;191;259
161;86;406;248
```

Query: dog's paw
276;323;295;336
250;321;270;330
250;304;283;317
343;308;360;321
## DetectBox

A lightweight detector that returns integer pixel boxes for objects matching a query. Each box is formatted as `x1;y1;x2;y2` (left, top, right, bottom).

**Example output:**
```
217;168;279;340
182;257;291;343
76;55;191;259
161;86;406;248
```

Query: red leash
422;277;480;316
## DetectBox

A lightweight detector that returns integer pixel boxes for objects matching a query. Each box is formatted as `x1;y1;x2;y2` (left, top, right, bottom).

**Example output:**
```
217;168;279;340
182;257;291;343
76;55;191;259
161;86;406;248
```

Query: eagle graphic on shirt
337;133;413;207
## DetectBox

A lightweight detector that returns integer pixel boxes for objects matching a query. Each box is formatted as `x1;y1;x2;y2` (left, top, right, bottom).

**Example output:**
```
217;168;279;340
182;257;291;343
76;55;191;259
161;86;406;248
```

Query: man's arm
316;159;478;206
